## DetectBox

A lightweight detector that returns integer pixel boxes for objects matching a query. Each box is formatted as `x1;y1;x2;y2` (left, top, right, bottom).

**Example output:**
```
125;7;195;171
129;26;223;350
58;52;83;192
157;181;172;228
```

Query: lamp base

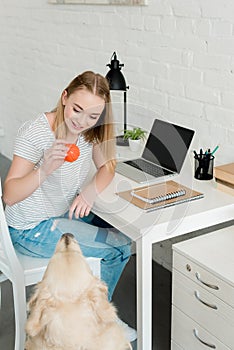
116;135;129;146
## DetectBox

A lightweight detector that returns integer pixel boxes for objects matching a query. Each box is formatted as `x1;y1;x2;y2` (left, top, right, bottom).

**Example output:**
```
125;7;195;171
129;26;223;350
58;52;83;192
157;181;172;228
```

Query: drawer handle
194;291;218;310
193;329;216;349
195;272;219;290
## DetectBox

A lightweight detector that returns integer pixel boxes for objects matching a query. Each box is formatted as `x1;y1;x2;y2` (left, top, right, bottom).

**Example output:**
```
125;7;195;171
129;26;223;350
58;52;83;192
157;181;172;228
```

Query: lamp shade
106;52;127;91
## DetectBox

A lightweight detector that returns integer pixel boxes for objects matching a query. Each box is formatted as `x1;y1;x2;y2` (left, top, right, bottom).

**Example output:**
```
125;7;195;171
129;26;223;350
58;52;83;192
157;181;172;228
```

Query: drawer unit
171;225;234;350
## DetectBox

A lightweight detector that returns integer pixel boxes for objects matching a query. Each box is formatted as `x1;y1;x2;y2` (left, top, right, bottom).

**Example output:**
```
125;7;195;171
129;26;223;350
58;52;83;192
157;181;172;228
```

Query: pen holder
194;154;214;180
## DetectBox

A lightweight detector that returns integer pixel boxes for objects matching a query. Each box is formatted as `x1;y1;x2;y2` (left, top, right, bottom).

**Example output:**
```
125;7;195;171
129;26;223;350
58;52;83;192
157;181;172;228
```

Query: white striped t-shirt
5;114;93;230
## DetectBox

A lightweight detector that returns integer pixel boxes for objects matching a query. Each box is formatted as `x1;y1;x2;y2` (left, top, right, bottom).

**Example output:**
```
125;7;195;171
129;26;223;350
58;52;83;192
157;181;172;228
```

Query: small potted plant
123;127;147;152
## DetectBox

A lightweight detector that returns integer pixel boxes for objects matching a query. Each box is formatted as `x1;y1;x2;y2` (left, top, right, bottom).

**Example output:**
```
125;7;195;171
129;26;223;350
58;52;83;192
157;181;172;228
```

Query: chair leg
12;281;27;350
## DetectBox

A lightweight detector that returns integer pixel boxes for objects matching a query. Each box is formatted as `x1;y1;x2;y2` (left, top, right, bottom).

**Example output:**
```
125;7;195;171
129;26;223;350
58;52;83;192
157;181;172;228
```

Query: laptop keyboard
125;159;172;178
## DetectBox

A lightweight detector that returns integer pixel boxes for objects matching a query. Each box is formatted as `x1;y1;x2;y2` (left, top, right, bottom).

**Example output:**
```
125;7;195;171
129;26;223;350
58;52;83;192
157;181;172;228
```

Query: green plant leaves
123;127;146;140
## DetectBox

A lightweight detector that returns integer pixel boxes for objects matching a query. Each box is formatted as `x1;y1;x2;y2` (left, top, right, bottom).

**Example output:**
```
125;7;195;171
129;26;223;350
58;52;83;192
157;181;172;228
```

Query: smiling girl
3;71;136;342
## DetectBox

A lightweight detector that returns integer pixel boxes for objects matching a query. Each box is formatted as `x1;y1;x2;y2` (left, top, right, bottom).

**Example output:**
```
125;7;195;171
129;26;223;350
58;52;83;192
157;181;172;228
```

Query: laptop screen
142;119;195;173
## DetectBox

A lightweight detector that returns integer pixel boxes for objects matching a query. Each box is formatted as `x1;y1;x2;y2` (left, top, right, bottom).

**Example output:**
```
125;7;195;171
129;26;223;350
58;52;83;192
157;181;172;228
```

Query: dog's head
42;233;94;300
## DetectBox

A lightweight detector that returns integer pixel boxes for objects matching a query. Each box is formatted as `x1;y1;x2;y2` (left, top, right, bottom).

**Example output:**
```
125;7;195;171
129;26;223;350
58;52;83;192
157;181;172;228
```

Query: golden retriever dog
25;233;132;350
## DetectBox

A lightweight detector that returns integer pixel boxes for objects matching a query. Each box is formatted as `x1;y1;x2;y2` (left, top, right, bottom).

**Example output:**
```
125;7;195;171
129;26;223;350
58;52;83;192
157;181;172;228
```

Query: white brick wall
0;0;234;265
0;0;233;164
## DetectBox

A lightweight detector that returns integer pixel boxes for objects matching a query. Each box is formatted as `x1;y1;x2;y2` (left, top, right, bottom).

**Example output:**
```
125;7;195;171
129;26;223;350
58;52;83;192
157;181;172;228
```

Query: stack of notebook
214;163;234;196
117;180;204;212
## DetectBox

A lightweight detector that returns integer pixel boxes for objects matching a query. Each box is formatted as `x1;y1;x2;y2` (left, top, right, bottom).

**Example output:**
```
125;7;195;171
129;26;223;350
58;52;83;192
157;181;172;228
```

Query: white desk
92;151;234;350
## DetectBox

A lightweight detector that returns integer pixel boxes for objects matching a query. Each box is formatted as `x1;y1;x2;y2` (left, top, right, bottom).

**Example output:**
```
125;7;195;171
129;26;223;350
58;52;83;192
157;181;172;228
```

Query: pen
211;145;219;155
193;150;198;158
205;148;211;159
199;148;203;158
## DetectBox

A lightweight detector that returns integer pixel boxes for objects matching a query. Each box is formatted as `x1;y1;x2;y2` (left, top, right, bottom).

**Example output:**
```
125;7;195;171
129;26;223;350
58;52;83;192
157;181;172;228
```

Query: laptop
116;118;195;183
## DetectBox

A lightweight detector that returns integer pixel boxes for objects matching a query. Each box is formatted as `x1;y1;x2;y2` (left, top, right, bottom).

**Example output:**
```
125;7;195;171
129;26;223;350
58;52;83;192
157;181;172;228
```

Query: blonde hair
53;71;116;172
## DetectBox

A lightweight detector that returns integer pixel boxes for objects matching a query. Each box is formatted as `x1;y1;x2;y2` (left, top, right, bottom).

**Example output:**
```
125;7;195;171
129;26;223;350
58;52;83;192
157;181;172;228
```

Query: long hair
53;71;116;172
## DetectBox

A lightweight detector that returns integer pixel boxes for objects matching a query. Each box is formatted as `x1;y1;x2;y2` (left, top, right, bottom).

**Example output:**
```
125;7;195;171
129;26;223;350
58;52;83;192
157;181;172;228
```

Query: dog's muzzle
61;233;75;246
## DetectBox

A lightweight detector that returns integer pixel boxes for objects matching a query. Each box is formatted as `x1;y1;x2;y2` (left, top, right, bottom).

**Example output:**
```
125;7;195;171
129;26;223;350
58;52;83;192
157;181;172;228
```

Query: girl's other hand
40;140;68;176
69;193;94;219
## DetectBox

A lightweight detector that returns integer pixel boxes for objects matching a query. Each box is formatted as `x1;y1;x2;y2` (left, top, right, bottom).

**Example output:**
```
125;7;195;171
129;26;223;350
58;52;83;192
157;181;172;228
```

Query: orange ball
64;144;80;162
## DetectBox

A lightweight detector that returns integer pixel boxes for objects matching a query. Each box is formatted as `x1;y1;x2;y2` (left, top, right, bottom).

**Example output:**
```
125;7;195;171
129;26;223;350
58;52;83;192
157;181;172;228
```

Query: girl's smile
71;119;84;131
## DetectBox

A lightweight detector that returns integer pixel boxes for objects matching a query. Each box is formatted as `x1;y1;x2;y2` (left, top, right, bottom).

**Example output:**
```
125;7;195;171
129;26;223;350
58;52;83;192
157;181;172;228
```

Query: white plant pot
129;139;141;152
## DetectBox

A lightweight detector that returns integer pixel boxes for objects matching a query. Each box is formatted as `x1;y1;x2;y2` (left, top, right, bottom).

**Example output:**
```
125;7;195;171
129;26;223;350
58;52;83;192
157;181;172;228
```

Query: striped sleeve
13;120;45;163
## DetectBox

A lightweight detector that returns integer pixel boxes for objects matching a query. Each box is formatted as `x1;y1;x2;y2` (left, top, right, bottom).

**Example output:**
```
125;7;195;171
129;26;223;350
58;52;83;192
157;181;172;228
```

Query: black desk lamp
106;52;129;146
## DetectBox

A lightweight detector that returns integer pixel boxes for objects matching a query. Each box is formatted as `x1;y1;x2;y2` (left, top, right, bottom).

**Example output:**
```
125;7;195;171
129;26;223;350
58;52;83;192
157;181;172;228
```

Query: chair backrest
0;180;25;281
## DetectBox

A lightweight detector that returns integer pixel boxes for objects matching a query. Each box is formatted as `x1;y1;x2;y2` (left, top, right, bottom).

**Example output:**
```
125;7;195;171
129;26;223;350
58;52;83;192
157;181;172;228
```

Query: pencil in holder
194;154;214;180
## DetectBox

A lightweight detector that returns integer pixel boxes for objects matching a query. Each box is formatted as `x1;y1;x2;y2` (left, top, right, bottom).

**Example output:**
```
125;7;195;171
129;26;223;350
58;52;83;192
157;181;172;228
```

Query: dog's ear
87;278;118;323
27;283;41;312
88;277;108;300
25;286;55;338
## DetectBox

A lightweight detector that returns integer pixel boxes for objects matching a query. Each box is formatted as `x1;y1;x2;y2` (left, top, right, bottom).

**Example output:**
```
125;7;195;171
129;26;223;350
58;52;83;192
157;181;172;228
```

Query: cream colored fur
25;233;132;350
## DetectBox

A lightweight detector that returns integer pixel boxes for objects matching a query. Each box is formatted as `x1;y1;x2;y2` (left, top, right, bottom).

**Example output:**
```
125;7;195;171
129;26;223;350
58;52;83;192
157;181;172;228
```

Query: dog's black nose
61;233;74;239
61;233;74;246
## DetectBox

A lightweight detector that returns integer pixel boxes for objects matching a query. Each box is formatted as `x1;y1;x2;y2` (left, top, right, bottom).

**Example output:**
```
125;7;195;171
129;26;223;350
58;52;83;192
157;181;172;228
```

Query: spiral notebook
117;180;204;212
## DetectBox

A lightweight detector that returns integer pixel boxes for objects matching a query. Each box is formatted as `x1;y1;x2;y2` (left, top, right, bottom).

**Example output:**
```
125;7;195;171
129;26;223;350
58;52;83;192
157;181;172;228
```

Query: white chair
0;180;100;350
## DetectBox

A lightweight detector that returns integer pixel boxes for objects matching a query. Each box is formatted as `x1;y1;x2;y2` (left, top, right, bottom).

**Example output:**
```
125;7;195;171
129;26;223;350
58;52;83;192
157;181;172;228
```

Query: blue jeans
9;213;132;300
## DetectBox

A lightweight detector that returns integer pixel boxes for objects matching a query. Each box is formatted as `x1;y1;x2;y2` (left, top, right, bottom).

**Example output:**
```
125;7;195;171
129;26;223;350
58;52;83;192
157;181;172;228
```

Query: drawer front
172;269;234;348
173;251;234;307
171;306;231;350
171;340;183;350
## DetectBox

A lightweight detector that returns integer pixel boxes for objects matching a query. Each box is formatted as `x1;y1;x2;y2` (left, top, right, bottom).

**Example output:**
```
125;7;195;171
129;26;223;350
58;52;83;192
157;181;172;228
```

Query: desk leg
136;236;152;350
